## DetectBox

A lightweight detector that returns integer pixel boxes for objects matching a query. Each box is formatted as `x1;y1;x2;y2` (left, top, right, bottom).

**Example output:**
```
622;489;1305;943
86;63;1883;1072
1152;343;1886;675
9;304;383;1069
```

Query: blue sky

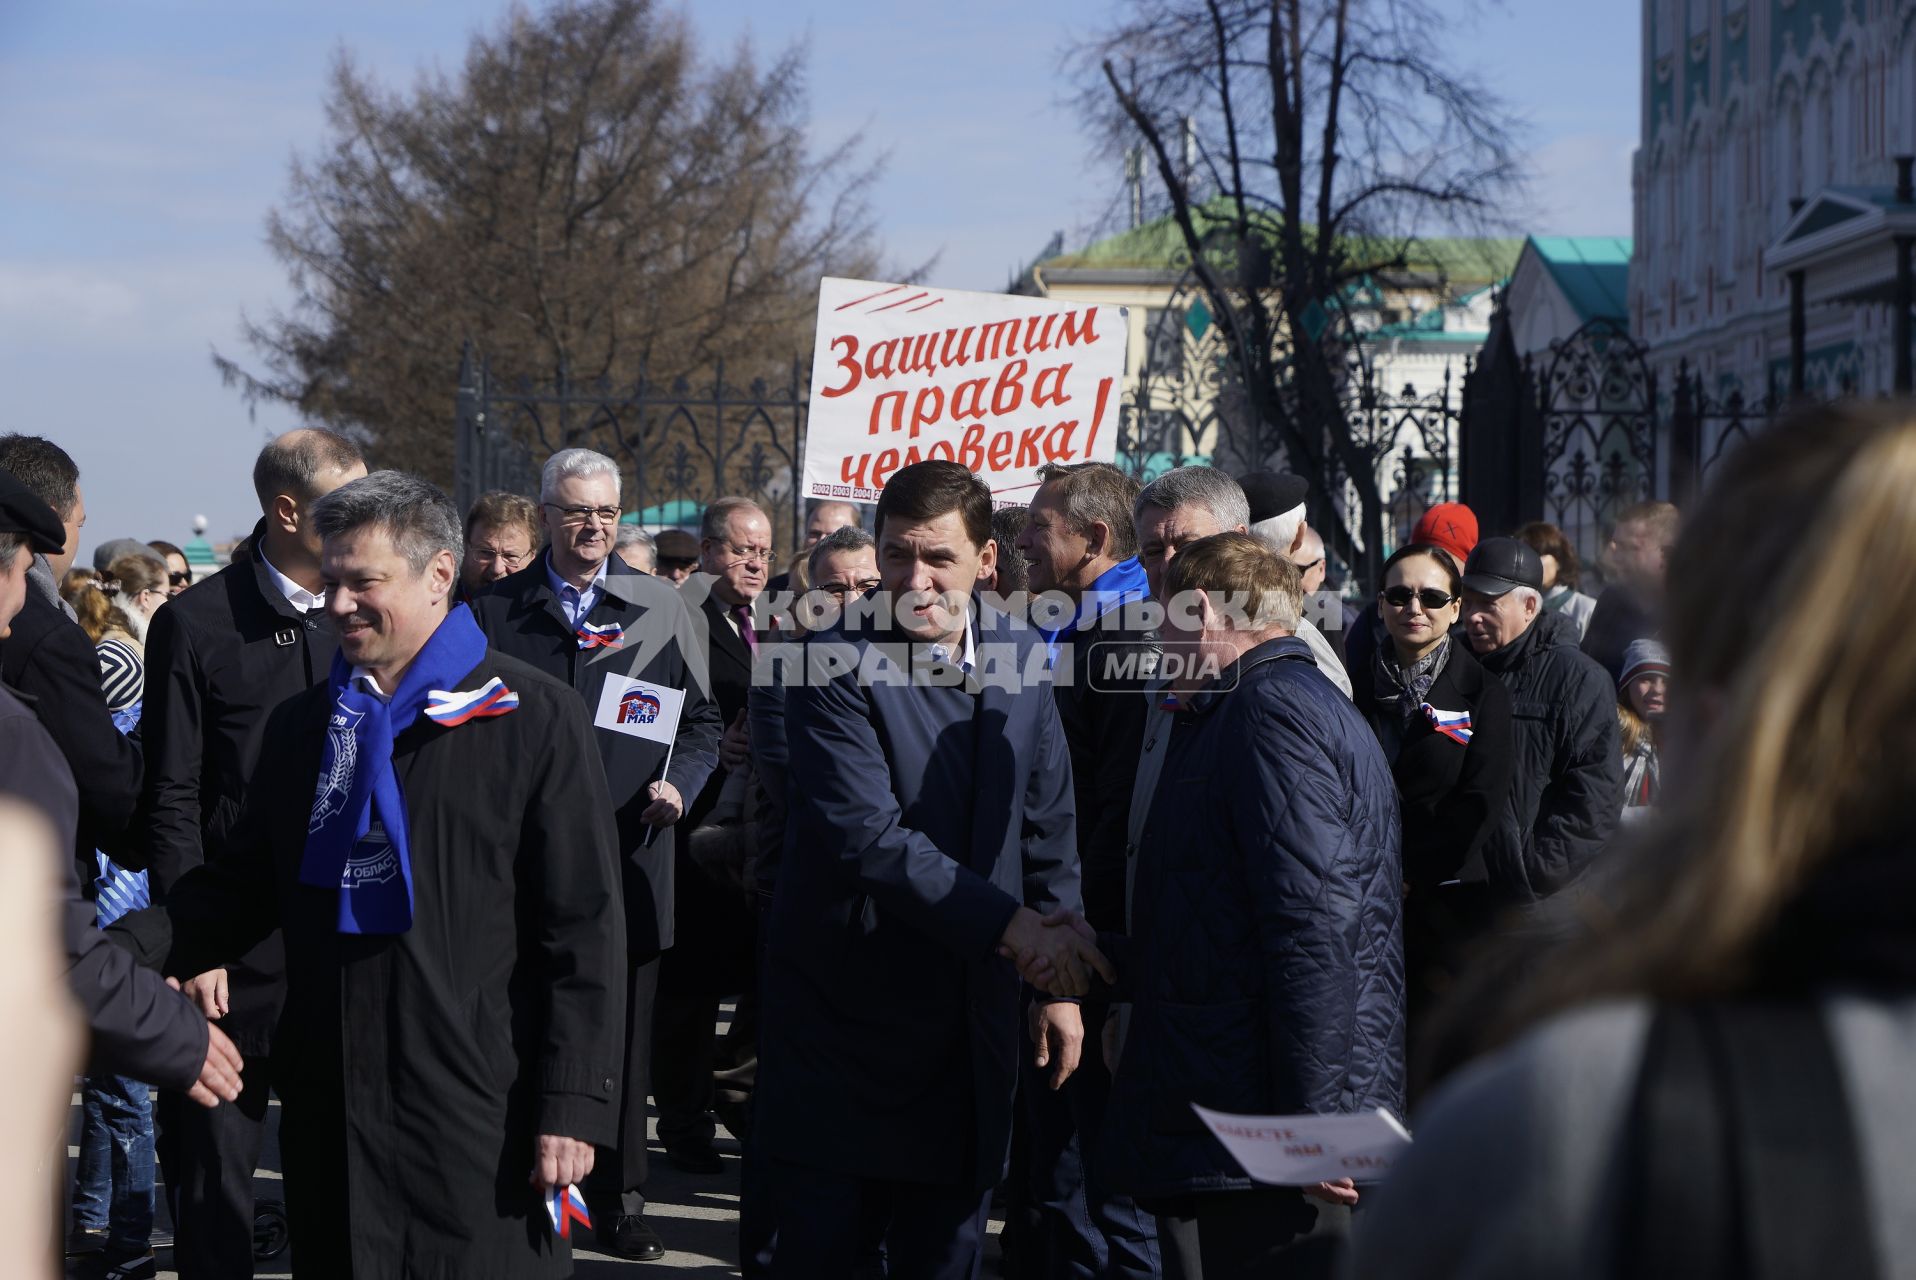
0;1;1638;561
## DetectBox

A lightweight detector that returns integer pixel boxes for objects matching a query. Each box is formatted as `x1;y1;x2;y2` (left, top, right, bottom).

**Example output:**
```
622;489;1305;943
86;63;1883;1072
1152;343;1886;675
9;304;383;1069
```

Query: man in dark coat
0;468;242;1107
1462;537;1622;901
652;495;772;1173
0;434;140;878
1581;500;1678;681
471;448;721;1261
112;472;627;1280
1063;534;1402;1278
129;425;365;1277
757;460;1106;1279
1012;461;1162;1277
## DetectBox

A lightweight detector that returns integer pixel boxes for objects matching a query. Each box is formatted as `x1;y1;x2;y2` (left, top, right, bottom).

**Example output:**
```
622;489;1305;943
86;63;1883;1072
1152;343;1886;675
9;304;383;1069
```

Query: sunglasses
1381;586;1458;610
168;571;192;586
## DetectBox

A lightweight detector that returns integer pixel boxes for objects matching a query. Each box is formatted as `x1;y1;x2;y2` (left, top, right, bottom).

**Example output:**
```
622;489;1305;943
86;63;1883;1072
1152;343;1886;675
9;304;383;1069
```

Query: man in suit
471;447;721;1260
766;499;861;598
0;435;141;877
1013;462;1163;1277
131;427;365;1277
756;459;1111;1279
652;496;773;1172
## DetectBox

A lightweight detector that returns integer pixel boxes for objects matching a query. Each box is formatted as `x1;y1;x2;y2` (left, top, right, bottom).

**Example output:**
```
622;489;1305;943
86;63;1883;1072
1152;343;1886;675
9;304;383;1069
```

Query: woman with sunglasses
1351;542;1514;1091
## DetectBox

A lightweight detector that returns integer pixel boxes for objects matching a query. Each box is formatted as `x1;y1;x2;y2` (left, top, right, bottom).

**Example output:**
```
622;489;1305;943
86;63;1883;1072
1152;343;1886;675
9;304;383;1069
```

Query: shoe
600;1214;666;1261
65;1226;107;1256
101;1250;158;1279
666;1142;724;1175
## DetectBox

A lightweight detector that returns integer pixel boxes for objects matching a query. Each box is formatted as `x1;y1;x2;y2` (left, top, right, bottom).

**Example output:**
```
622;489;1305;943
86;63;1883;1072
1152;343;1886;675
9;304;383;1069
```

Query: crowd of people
0;402;1906;1280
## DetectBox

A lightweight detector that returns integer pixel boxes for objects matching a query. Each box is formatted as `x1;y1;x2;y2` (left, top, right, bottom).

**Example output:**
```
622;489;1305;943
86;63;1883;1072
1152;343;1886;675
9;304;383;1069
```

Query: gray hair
1133;465;1251;534
310;471;463;573
1511;585;1543;614
700;496;770;541
615;525;655;553
1249;504;1306;555
540;448;622;504
807;524;876;580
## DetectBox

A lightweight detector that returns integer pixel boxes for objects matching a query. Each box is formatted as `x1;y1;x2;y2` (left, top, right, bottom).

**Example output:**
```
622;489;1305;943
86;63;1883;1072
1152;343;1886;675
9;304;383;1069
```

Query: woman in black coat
1352;543;1514;1092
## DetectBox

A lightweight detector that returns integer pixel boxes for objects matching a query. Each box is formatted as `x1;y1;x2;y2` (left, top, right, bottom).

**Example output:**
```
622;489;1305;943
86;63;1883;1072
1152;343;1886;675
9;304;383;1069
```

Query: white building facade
1635;0;1916;399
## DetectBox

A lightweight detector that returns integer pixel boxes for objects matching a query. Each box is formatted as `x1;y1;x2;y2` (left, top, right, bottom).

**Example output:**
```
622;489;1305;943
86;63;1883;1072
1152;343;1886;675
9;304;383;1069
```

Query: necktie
735;604;759;655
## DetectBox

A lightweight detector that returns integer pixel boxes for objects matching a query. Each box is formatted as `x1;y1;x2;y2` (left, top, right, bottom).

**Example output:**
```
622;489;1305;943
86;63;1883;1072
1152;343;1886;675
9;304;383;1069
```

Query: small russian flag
1158;690;1182;713
424;677;520;727
577;621;625;650
545;1182;592;1239
1422;703;1473;745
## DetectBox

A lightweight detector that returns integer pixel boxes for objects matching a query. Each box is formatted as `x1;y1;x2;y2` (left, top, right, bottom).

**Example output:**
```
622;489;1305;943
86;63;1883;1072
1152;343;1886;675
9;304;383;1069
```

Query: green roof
1044;201;1520;283
183;537;218;566
623;499;701;528
1526;235;1632;324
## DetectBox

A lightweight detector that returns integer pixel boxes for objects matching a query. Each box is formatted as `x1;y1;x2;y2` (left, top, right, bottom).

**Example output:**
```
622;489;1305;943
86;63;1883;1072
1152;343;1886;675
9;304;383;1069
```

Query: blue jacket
1103;636;1405;1199
756;605;1080;1193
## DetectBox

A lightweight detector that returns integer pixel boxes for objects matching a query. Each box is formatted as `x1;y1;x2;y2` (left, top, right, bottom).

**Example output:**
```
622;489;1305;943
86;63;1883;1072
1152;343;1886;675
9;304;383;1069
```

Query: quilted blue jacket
1101;636;1405;1199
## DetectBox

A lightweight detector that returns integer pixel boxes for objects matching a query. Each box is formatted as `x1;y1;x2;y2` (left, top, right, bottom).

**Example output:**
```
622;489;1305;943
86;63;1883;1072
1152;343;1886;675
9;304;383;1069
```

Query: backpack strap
1617;1001;1879;1280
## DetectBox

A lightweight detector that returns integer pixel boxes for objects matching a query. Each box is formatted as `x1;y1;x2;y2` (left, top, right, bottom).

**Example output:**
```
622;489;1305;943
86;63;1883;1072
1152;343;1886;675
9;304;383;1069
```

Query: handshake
997;906;1115;997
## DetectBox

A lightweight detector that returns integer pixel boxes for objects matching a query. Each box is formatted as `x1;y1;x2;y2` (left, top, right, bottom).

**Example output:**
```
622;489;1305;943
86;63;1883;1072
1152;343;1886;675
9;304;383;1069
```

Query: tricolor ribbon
577;620;625;651
545;1182;592;1239
1422;703;1473;745
423;677;519;728
1157;690;1182;713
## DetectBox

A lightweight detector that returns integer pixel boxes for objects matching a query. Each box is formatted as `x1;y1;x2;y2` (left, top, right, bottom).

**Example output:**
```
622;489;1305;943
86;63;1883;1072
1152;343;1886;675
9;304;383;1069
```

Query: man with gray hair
616;524;657;574
473;447;721;1260
113;470;628;1277
1133;466;1351;699
1460;536;1620;902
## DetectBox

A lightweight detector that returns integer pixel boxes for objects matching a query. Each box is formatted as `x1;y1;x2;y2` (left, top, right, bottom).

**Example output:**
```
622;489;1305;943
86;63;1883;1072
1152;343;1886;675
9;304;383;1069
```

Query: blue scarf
299;604;490;934
1038;556;1151;665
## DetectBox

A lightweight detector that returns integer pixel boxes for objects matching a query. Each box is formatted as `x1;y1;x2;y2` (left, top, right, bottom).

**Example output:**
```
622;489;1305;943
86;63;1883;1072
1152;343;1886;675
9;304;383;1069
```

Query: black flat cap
1462;536;1545;597
0;468;66;555
1238;470;1310;524
654;529;700;561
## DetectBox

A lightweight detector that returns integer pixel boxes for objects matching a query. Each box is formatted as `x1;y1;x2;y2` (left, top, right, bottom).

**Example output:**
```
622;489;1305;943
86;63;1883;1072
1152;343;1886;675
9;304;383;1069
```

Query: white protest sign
592;674;686;746
802;277;1129;505
1191;1105;1412;1185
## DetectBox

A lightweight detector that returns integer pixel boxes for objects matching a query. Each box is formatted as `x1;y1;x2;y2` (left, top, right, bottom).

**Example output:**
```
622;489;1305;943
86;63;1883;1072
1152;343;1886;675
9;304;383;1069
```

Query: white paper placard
802;276;1128;505
1191;1104;1412;1185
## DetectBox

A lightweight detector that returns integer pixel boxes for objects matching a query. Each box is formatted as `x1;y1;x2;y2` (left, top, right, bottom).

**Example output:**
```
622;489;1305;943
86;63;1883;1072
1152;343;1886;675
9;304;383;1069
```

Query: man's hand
639;780;684;827
1303;1177;1360;1207
718;710;751;771
1029;1000;1083;1090
182;1017;243;1109
180;968;229;1020
997;907;1115;997
529;1135;596;1189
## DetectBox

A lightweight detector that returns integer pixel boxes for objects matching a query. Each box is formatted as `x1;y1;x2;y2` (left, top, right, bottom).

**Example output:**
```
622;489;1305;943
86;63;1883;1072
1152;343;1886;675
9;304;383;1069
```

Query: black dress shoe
602;1214;666;1261
666;1142;725;1174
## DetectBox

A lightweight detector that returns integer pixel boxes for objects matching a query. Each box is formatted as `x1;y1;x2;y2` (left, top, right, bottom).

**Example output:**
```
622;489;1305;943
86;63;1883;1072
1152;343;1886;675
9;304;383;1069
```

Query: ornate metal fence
1533;319;1660;568
452;342;812;555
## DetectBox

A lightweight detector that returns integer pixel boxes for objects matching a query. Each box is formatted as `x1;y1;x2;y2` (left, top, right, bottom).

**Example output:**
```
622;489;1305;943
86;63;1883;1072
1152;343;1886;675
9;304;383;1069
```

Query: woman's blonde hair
1492;400;1916;1034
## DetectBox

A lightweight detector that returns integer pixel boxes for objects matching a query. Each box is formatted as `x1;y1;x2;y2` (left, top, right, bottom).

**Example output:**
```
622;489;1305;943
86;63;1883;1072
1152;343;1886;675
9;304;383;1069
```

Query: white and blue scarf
299;604;511;934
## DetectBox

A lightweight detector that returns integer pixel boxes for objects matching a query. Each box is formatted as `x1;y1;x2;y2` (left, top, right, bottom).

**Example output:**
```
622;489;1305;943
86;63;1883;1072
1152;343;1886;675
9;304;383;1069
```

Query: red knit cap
1410;502;1479;568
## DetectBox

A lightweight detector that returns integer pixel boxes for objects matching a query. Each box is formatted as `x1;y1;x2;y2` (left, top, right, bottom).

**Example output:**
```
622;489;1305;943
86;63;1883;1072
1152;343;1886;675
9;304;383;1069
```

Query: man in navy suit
756;460;1113;1279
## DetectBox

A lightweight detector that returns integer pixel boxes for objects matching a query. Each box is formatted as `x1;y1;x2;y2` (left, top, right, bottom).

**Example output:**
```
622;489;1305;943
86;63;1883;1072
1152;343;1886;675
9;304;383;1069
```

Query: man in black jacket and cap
1011;461;1161;1277
472;447;722;1261
0;434;140;880
125;426;364;1278
1461;536;1622;902
0;467;243;1121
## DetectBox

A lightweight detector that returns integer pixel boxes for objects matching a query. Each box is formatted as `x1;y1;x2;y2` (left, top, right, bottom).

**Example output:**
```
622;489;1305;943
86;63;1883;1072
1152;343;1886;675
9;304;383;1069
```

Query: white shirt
350;668;393;703
921;613;977;673
258;547;325;612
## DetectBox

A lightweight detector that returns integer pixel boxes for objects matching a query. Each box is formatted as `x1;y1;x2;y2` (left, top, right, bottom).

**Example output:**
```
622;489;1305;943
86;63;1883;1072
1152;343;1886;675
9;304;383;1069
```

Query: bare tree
218;0;880;481
1072;0;1520;582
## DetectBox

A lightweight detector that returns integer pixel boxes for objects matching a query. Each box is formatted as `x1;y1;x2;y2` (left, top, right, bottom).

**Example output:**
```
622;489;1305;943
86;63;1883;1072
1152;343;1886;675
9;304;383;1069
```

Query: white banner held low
1190;1105;1412;1185
802;277;1129;505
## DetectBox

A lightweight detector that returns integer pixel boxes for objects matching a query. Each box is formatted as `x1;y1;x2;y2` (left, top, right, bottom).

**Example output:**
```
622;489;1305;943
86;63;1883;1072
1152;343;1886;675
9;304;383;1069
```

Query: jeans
73;1074;156;1256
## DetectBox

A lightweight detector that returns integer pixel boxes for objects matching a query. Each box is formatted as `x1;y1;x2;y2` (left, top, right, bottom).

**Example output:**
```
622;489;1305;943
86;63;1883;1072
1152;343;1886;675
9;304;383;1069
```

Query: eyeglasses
812;579;881;600
1295;558;1325;573
543;503;621;527
714;541;776;566
168;571;191;586
1381;586;1458;610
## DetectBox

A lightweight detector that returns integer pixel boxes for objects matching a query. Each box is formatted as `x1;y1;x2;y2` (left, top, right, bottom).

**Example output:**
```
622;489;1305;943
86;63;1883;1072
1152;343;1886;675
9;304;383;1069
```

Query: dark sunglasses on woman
1381;585;1457;610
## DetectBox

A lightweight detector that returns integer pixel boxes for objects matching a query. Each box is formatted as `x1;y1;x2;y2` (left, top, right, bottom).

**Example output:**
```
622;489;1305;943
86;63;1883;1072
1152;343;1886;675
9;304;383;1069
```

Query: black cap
1239;470;1310;524
0;468;66;555
654;529;700;562
1461;536;1545;597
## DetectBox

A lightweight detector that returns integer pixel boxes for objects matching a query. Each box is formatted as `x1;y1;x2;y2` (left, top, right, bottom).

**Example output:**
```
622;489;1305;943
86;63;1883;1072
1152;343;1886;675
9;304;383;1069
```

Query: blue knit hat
1619;638;1671;689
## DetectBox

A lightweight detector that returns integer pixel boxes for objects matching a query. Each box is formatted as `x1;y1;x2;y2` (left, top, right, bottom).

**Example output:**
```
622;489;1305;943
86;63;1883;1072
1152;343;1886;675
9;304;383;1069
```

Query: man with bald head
131;425;365;1278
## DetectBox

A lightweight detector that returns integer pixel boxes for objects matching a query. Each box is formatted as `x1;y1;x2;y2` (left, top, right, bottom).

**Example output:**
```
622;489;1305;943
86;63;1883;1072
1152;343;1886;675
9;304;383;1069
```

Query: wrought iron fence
453;342;812;557
1532;318;1660;569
